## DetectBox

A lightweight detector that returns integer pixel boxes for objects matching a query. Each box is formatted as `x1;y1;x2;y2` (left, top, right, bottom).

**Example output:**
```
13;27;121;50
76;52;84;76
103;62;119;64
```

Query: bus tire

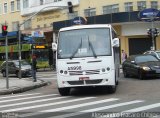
58;88;70;96
108;85;116;94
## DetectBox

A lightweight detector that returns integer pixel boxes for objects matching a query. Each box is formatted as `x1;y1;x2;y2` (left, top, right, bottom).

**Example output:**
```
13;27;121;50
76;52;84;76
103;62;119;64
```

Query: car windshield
135;55;159;63
14;61;30;66
156;52;160;58
58;28;112;59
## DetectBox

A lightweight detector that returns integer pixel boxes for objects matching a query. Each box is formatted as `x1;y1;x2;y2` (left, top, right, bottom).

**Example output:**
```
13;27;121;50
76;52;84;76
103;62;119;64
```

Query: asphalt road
0;71;160;118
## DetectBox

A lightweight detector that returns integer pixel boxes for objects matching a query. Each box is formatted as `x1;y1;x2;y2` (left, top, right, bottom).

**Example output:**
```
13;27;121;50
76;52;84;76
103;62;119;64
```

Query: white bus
52;24;120;96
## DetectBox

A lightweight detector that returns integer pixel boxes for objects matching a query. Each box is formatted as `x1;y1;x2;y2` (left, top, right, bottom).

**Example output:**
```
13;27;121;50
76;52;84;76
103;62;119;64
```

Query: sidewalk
0;77;50;95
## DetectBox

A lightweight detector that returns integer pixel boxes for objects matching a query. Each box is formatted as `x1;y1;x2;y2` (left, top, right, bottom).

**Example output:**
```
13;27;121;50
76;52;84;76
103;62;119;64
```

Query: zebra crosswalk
0;93;159;118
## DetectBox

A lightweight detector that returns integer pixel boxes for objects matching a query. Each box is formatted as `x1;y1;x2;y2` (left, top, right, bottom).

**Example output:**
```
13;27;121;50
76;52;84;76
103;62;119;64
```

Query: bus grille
67;79;103;85
69;69;100;75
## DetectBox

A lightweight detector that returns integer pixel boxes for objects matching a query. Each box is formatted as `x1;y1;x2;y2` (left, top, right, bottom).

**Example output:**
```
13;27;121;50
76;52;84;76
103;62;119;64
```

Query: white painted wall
122;22;160;36
21;0;80;16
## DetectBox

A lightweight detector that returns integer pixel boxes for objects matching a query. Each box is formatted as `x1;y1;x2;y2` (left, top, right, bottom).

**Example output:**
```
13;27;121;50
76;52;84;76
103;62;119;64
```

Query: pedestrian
121;50;127;63
32;55;37;82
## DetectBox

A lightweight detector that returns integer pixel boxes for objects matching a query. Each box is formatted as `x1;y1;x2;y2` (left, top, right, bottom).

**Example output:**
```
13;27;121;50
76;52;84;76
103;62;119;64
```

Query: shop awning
0;31;17;40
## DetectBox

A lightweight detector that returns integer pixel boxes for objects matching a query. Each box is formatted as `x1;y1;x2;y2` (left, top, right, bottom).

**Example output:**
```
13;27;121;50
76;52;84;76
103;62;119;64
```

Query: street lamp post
5;35;9;88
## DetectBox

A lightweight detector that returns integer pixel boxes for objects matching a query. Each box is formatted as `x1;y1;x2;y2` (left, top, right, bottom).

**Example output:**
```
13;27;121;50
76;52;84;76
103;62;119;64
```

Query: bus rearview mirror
52;43;57;51
112;38;119;47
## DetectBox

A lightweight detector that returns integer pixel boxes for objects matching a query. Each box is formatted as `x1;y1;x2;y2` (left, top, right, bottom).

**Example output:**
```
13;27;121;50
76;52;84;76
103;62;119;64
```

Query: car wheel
58;88;70;96
108;85;116;94
2;71;6;77
123;69;129;78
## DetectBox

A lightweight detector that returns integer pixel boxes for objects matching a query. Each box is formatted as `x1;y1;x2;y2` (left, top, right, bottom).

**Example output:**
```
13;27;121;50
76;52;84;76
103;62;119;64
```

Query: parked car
0;60;32;77
122;54;160;79
143;50;160;60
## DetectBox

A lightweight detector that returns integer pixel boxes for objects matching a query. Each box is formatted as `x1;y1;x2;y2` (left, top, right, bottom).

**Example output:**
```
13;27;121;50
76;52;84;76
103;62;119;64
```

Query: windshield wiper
70;38;82;59
88;36;97;58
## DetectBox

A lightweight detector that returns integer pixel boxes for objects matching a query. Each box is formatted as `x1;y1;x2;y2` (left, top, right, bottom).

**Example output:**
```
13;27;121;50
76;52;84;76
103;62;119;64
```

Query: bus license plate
79;77;89;80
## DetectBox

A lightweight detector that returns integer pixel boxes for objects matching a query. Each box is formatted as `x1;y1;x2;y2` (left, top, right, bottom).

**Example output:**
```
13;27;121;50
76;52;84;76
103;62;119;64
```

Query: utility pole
151;17;155;50
2;24;9;88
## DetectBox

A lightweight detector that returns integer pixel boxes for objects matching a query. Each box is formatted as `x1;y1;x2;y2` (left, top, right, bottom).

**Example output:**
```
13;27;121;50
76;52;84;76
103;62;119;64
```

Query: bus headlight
106;67;110;71
64;71;68;74
60;70;63;74
142;66;151;71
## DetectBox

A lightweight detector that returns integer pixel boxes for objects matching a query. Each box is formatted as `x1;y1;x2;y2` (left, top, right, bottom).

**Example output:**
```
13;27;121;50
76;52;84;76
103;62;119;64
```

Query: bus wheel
108;85;116;94
58;88;70;96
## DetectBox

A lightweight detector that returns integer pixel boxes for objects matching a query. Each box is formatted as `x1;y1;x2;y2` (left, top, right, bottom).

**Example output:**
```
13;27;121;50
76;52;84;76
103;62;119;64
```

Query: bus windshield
58;28;111;59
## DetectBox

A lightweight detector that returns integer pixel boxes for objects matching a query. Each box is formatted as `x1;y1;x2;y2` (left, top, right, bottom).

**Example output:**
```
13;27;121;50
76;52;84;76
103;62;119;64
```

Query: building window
112;4;119;13
137;1;146;11
4;3;7;13
151;1;158;9
24;19;31;29
68;11;78;20
124;2;133;12
103;4;119;14
11;1;15;12
17;0;20;10
12;21;19;31
40;0;44;5
54;0;57;2
84;8;96;17
23;0;29;8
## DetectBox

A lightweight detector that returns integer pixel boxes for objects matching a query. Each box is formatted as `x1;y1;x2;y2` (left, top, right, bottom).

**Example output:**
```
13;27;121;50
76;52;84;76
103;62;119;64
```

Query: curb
0;81;50;95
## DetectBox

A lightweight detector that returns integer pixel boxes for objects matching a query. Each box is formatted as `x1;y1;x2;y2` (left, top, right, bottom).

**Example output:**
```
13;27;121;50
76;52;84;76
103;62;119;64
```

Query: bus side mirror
112;38;119;47
52;43;57;51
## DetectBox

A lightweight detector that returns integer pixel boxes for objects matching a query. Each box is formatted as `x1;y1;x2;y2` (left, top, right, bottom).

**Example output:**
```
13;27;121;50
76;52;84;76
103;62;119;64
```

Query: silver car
0;60;32;77
143;50;160;60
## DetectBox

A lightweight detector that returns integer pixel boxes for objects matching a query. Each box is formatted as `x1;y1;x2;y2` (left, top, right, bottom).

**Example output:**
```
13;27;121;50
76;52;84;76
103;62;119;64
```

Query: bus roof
59;24;112;32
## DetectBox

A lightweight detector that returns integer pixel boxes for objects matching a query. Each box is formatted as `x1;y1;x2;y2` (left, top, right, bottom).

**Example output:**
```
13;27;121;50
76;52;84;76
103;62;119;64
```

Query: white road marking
0;93;40;100
0;96;69;109
122;102;160;113
1;97;96;113
42;98;119;112
19;98;119;118
0;94;58;103
105;102;160;118
52;100;143;118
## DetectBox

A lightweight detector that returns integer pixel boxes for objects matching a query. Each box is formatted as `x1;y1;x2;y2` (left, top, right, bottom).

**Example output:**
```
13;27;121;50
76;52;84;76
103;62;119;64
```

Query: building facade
53;0;160;57
0;0;160;64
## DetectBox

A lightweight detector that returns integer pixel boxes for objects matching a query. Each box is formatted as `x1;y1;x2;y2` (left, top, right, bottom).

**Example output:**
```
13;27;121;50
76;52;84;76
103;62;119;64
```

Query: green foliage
36;61;49;69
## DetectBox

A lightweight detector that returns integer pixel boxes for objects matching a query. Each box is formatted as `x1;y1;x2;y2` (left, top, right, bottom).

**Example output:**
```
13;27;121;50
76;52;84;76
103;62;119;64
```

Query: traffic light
2;25;8;36
147;28;152;38
154;28;159;37
68;1;73;13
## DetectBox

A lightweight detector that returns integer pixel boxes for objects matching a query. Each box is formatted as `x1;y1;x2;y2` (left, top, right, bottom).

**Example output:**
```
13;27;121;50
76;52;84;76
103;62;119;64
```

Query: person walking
32;55;37;82
121;50;127;63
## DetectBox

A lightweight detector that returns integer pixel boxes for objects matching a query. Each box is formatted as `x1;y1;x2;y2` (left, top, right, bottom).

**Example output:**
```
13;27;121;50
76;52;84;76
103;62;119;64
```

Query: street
0;71;160;118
